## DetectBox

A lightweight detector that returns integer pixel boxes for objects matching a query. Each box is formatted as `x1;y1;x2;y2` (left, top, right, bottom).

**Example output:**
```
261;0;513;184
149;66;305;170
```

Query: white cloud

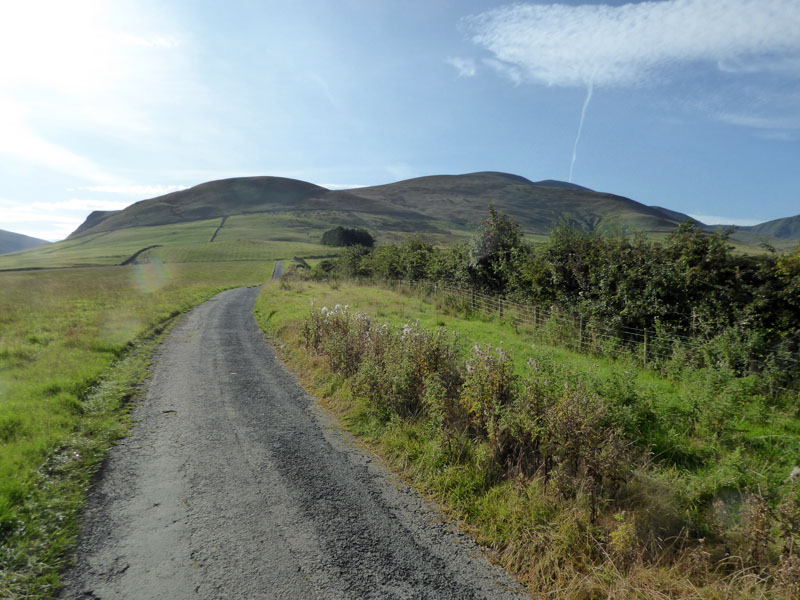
446;57;477;78
482;58;522;85
0;95;116;183
321;183;367;190
716;112;800;139
81;184;188;197
0;199;84;241
689;214;762;227
717;113;800;131
465;0;800;88
718;55;800;75
32;198;133;212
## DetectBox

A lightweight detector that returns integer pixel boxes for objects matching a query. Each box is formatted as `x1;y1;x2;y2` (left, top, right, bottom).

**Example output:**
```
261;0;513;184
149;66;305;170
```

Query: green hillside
743;214;800;240
351;171;689;234
64;172;719;245
60;171;799;252
68;176;441;239
0;218;339;271
0;229;50;255
4;171;796;271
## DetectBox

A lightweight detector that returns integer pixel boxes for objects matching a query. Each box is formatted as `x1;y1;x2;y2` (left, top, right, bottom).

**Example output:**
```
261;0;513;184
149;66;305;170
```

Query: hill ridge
66;172;800;244
0;229;51;254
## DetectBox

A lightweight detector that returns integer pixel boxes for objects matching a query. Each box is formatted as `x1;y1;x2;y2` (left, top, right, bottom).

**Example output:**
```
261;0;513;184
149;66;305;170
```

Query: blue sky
1;0;799;241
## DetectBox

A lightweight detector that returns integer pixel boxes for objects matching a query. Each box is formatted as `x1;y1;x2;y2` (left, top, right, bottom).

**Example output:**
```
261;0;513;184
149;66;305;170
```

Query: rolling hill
0;229;50;254
68;176;443;239
738;215;800;240
3;171;796;271
347;172;691;234
69;171;700;242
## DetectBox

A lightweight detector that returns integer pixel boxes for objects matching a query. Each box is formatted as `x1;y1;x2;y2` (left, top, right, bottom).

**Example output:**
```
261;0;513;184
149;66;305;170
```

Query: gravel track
60;287;527;599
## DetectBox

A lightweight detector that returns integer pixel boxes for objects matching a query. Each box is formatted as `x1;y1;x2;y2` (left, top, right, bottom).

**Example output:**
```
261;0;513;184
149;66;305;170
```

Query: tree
321;226;374;247
468;206;528;293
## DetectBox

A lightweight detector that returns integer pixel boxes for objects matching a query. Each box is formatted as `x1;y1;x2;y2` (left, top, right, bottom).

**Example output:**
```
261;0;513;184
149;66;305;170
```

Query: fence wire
382;279;799;397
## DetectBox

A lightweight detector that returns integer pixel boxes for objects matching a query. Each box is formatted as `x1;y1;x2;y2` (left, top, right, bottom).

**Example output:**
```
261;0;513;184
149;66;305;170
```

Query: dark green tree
321;226;374;247
468;206;529;293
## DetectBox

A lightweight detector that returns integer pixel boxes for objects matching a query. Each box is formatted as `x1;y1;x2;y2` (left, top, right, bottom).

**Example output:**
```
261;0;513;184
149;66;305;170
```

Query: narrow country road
272;261;284;279
60;287;527;599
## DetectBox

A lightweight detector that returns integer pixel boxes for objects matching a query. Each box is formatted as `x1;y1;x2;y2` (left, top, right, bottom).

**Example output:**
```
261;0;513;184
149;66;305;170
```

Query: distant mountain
348;172;688;235
0;229;50;254
67;171;793;247
739;215;800;240
69;176;438;239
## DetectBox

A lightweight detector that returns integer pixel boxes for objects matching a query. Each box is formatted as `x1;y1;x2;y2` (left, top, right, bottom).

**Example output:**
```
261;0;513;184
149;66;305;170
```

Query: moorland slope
0;229;50;254
69;172;696;241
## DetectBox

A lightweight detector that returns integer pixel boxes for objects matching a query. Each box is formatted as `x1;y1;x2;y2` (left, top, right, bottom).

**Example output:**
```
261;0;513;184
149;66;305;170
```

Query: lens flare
132;256;170;294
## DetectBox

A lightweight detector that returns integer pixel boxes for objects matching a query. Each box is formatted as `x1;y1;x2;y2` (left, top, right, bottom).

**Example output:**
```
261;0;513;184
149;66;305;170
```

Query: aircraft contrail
569;81;594;183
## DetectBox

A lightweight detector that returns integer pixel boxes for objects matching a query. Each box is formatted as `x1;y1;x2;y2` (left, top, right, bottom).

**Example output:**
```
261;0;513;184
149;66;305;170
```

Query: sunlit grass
0;219;223;269
148;240;338;263
0;261;270;597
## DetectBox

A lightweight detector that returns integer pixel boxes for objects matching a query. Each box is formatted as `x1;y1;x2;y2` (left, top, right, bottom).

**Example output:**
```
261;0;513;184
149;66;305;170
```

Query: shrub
320;226;374;248
460;344;517;467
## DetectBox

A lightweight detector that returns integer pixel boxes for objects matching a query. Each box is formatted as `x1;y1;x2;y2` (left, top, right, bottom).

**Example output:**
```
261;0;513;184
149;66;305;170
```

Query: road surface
60;287;527;599
272;261;284;280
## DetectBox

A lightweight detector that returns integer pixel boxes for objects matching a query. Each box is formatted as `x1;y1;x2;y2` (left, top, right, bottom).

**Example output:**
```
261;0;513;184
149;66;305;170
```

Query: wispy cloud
482;58;521;85
465;0;800;88
321;183;367;190
689;214;763;227
717;113;800;135
0;95;116;183
81;184;188;197
446;57;477;78
308;73;340;108
0;199;84;241
32;198;134;212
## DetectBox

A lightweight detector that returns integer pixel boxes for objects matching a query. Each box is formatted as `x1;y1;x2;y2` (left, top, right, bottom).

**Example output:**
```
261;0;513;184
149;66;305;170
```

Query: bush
320;226;374;247
303;306;634;521
460;344;517;467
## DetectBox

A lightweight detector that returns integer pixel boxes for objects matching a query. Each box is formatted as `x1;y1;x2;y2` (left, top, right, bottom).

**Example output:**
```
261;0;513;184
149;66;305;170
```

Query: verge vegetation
256;271;800;597
315;209;800;391
0;262;269;597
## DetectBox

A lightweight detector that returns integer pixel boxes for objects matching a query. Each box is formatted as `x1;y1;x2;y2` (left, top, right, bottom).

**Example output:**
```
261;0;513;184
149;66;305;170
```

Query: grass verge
0;261;270;598
256;278;800;599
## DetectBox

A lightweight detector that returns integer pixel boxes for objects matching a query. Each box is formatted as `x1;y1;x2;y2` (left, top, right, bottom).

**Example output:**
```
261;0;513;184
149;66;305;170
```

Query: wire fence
383;279;799;397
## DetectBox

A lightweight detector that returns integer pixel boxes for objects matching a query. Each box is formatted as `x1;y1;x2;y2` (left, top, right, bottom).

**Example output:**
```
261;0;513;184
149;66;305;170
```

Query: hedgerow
311;209;800;386
298;302;800;596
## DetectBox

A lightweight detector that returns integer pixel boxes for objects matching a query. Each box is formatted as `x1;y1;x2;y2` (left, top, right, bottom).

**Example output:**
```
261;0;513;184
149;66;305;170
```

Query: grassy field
146;240;340;264
0;261;271;597
0;218;340;271
0;219;221;269
255;278;800;598
0;206;469;271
